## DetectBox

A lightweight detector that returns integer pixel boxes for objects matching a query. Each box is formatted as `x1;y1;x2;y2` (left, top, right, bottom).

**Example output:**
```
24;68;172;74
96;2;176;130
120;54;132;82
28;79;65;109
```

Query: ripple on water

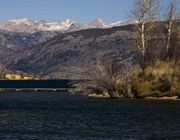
0;92;180;139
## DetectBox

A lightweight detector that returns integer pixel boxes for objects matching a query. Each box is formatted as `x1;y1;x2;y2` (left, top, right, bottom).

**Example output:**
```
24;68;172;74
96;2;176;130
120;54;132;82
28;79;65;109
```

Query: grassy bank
71;60;180;100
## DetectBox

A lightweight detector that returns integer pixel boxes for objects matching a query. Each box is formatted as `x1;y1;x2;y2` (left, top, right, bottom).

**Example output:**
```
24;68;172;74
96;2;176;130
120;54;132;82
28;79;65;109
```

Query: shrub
71;58;134;98
158;78;172;92
132;81;153;95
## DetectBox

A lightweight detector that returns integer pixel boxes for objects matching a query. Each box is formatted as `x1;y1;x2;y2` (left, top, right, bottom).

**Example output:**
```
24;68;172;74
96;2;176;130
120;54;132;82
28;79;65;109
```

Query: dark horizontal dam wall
0;80;74;88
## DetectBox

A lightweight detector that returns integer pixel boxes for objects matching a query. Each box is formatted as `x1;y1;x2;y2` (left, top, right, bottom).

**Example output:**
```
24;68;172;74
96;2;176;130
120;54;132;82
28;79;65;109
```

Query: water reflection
0;92;180;139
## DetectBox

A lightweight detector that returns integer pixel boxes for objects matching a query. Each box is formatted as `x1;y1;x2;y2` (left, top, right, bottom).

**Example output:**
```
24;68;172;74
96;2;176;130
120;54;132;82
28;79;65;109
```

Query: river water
0;92;180;140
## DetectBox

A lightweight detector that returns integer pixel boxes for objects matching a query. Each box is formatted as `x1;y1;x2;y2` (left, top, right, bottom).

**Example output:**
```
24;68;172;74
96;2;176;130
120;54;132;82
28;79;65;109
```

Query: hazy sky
0;0;170;23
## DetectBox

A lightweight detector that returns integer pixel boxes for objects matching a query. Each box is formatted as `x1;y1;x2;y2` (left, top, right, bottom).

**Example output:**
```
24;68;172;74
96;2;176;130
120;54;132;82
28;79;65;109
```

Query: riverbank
87;92;180;100
1;89;180;101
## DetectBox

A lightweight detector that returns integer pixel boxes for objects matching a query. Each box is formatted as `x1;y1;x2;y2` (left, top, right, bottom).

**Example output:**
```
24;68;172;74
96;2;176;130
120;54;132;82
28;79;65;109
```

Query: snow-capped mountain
0;18;134;33
0;18;75;33
109;21;125;27
88;18;109;28
45;19;74;31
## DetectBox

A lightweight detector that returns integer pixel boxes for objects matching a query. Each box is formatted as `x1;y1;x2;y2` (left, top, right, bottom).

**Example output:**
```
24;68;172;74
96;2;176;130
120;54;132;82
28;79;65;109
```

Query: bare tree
165;0;179;60
130;0;161;67
71;56;134;98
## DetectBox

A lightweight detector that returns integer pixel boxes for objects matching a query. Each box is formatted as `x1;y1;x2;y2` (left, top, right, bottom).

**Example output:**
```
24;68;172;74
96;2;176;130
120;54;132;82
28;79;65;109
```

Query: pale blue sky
0;0;170;23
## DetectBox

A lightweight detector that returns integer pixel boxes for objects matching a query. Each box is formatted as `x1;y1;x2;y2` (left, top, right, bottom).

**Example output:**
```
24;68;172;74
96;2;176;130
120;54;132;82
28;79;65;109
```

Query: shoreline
1;90;179;101
87;93;180;101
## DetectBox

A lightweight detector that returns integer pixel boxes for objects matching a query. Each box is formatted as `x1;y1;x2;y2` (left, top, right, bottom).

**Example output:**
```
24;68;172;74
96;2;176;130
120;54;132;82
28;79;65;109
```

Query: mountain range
0;18;136;53
0;19;179;79
0;18;136;33
0;25;137;79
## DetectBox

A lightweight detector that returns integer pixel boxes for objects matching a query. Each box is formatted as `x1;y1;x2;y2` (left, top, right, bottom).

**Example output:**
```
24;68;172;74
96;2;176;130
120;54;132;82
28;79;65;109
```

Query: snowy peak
0;18;137;33
61;19;74;27
89;18;108;28
109;21;125;27
44;19;74;31
0;19;75;33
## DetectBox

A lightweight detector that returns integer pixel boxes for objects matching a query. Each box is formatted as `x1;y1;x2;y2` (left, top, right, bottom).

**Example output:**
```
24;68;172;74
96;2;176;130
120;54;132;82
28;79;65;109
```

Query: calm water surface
0;92;180;140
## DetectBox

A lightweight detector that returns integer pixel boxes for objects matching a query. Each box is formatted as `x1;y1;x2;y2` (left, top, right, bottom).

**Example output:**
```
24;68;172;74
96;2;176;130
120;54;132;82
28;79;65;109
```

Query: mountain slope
0;25;136;79
0;21;179;79
0;18;129;53
0;30;61;53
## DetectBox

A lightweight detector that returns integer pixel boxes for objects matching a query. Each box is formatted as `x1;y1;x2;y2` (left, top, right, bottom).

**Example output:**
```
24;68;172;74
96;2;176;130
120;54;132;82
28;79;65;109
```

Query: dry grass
71;58;180;99
132;60;180;98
